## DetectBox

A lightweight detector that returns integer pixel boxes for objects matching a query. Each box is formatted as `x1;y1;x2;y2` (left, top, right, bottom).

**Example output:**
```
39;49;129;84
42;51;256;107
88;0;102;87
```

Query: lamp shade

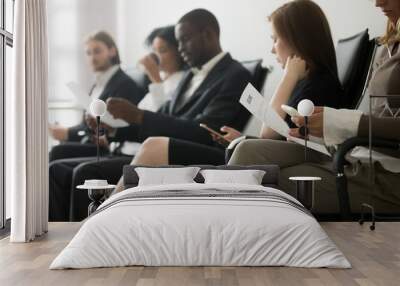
297;99;314;117
90;99;107;117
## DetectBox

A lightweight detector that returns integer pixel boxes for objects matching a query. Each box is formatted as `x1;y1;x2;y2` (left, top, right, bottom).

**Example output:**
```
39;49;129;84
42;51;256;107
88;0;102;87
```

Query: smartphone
281;104;301;117
200;123;227;141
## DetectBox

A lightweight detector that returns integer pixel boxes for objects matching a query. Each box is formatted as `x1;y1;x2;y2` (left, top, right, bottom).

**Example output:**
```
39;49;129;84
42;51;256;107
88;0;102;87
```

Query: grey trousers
228;139;400;214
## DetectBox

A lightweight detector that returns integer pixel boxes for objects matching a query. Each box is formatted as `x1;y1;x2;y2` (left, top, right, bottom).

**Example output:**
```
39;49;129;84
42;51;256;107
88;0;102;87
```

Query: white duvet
50;183;350;269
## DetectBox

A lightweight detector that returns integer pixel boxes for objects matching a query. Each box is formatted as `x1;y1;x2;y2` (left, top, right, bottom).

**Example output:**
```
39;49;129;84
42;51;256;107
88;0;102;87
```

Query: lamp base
289;177;321;210
96;116;100;162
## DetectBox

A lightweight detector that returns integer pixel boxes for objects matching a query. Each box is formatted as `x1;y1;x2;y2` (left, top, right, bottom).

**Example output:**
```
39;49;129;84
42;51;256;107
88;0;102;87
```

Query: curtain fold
7;0;49;242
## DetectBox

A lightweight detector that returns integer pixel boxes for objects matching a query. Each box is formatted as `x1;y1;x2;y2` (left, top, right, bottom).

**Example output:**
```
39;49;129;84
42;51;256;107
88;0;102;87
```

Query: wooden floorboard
0;222;399;286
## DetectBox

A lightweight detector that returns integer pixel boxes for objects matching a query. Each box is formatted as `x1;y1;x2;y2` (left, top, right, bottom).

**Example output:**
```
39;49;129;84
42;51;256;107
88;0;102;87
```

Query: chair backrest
241;59;269;92
354;41;380;113
336;29;375;108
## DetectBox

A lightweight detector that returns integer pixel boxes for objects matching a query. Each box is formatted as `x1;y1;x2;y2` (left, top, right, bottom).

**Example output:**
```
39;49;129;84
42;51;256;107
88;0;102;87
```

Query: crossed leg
114;137;169;193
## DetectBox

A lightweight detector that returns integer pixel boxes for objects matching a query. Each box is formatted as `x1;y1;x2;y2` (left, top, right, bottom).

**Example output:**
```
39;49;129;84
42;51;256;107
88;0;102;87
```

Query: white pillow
135;167;201;186
200;169;266;185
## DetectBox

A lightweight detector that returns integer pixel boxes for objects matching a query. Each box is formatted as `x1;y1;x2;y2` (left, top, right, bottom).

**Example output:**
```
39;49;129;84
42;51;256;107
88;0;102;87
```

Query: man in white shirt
48;31;145;222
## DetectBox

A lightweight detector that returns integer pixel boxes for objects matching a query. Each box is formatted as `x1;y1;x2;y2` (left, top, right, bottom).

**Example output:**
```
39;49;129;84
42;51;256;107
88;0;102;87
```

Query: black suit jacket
68;68;145;142
113;53;252;146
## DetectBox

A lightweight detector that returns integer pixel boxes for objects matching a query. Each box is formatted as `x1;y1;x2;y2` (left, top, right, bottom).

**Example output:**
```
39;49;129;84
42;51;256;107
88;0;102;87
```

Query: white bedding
50;183;351;269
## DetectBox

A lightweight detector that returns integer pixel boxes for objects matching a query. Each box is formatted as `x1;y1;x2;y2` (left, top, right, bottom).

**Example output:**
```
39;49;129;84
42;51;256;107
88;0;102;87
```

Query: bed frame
123;165;280;189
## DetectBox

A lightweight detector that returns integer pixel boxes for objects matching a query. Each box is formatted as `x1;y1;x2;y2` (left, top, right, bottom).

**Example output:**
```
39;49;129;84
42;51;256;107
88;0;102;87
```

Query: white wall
48;0;118;102
47;0;386;132
118;0;385;67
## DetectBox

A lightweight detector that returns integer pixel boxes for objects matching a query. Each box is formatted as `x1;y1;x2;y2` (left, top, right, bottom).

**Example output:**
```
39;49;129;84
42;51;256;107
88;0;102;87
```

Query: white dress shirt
323;107;363;147
120;71;185;155
137;71;185;112
180;52;227;104
90;65;120;99
119;52;227;156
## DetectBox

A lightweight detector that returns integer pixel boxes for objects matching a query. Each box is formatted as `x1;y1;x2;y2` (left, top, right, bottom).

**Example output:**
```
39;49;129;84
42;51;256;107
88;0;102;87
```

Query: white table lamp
290;100;321;210
89;99;107;162
297;99;314;162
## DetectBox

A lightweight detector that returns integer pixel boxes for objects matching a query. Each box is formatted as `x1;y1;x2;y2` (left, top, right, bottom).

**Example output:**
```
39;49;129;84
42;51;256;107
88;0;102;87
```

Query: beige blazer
369;43;400;115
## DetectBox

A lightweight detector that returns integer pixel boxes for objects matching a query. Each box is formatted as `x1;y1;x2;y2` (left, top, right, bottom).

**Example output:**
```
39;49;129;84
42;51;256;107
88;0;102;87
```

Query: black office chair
224;59;270;136
336;29;376;109
333;93;400;228
241;59;269;92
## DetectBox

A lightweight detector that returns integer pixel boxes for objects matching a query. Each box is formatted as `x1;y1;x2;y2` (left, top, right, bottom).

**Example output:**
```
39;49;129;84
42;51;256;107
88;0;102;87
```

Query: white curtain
7;0;49;242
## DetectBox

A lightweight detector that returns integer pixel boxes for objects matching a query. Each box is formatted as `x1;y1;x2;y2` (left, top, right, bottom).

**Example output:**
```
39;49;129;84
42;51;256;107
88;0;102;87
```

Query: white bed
50;183;350;269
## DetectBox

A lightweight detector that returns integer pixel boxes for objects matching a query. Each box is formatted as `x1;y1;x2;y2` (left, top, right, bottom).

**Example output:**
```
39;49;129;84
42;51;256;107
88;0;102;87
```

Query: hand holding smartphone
200;123;230;146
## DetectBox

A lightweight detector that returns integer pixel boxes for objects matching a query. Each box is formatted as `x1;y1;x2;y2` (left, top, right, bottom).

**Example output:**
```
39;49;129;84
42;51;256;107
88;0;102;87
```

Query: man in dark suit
49;31;145;162
52;9;252;221
103;9;251;165
48;31;145;221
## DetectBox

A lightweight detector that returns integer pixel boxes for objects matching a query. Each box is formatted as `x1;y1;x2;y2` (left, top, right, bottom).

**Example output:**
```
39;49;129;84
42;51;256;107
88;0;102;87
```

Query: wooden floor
0;222;399;286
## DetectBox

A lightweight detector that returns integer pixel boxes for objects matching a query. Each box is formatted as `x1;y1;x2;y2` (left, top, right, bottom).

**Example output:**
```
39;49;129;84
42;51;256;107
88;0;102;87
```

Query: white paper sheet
288;137;331;156
240;83;331;156
99;111;129;128
66;82;129;128
66;81;91;109
240;83;269;124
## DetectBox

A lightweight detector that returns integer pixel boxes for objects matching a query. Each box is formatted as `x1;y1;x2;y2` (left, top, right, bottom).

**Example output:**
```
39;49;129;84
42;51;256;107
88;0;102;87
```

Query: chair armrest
332;136;400;219
370;94;400;108
333;136;400;174
225;136;259;163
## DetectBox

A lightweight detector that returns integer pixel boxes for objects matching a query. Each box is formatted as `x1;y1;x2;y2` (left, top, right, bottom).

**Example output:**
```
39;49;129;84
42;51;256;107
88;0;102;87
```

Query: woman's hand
219;126;242;142
284;55;308;82
289;106;324;138
139;54;162;83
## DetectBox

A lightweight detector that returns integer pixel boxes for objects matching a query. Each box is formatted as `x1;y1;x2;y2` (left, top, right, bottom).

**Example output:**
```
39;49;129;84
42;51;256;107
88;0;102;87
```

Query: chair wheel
370;225;375;231
358;220;364;225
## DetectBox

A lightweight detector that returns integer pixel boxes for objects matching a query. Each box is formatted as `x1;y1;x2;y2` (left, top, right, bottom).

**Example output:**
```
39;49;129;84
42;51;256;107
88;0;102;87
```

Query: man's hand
107;98;144;125
49;123;68;141
219;126;242;142
85;113;115;134
91;135;109;149
289;106;324;138
85;113;97;131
